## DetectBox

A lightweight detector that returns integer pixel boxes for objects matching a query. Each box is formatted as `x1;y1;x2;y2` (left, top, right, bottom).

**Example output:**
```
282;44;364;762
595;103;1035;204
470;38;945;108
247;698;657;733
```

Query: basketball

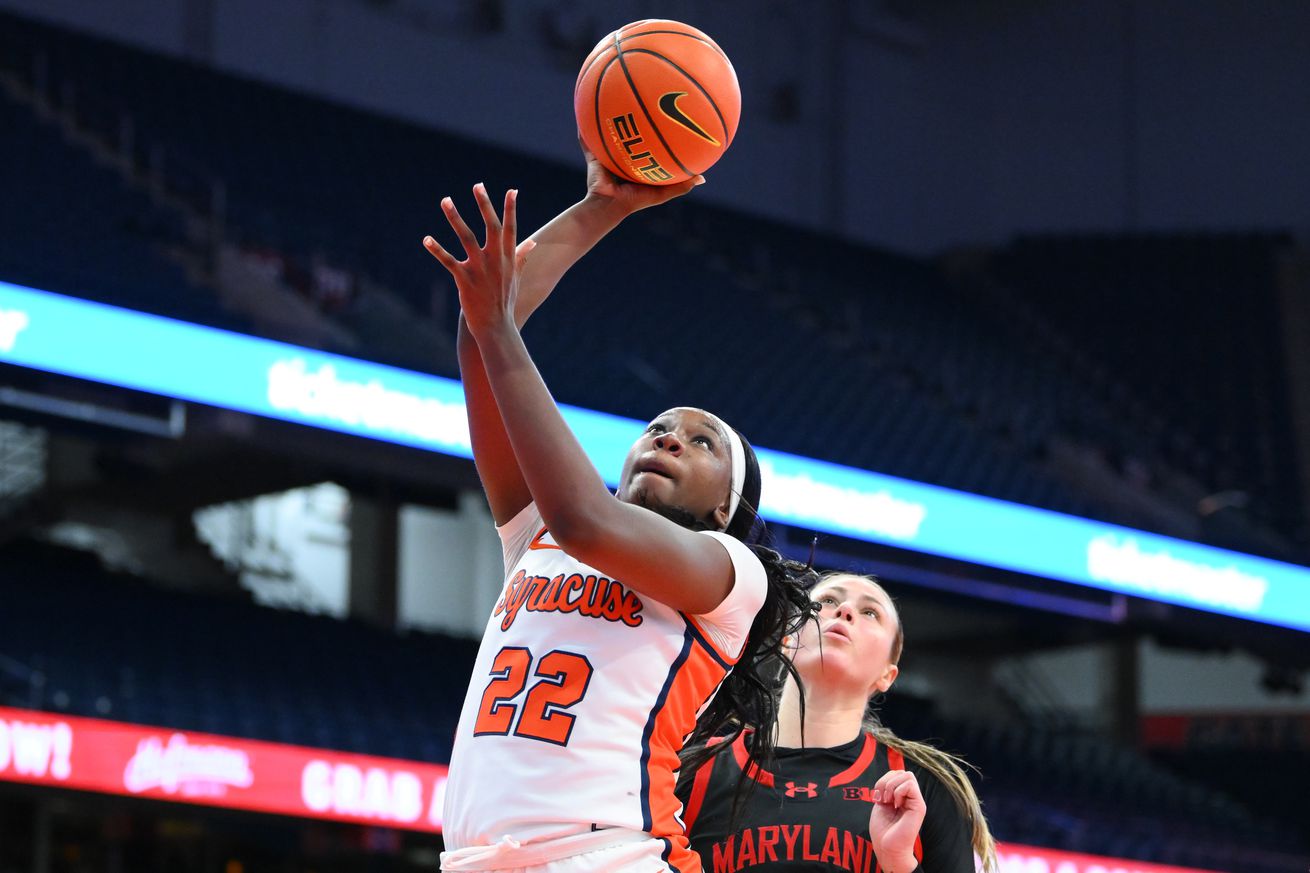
575;20;741;186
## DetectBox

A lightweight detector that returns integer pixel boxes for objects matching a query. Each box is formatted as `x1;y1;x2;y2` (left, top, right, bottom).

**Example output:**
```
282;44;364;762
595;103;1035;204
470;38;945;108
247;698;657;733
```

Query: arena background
0;1;1308;871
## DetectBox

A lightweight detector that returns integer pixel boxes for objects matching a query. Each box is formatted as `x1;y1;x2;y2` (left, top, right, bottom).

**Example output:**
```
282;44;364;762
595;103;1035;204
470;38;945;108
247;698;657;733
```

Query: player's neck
776;677;866;749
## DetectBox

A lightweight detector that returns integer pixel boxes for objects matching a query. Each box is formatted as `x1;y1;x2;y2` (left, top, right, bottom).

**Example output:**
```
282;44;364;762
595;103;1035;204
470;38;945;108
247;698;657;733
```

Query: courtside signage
0;706;1224;871
0;702;1220;865
0;706;449;829
994;844;1222;873
3;280;1309;632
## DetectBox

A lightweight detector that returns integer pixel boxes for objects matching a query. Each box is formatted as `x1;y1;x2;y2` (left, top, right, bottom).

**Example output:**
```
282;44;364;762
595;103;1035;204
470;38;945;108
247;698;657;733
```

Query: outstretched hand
423;183;535;338
868;769;927;873
580;136;704;215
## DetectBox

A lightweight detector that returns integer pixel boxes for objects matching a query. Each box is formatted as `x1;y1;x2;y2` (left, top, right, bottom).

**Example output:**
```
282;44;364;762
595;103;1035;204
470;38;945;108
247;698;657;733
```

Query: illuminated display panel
0;706;448;830
0;707;1226;871
2;280;1308;632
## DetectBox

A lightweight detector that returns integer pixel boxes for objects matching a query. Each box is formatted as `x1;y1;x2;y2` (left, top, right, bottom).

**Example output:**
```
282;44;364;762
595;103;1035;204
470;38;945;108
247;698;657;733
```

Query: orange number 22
473;647;594;746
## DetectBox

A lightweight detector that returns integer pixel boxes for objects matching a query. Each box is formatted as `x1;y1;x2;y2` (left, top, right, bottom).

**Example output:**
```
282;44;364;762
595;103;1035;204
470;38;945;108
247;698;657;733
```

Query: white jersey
442;502;768;871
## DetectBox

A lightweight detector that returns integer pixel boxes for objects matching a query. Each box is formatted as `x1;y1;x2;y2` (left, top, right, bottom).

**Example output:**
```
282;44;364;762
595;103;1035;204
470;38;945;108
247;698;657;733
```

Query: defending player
422;159;813;872
679;573;996;873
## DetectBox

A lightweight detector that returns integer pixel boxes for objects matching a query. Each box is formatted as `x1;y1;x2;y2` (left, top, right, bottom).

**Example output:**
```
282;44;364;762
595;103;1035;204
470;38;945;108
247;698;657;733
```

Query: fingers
422;235;461;273
472;183;502;249
656;181;694;202
432;185;522;269
441;196;481;258
502;188;518;254
872;770;920;809
628;173;707;210
891;777;921;809
675;174;707;194
873;769;915;798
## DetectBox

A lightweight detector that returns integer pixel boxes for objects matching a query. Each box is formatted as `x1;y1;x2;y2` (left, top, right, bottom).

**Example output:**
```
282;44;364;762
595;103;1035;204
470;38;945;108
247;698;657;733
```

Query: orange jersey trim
884;746;924;864
683;614;742;668
642;632;732;872
681;748;718;832
734;731;880;790
829;733;878;786
730;734;775;787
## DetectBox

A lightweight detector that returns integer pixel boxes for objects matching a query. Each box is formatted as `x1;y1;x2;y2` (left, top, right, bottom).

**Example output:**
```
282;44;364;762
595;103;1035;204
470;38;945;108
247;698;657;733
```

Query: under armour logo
784;781;818;798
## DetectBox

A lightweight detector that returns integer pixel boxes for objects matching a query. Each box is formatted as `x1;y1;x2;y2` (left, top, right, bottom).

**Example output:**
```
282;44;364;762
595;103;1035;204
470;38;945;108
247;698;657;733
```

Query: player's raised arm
517;143;702;312
430;151;701;526
427;185;735;614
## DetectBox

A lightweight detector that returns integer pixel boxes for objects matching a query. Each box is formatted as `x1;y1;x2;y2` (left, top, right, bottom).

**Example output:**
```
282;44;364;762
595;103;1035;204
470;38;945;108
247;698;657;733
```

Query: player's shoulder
695;529;767;580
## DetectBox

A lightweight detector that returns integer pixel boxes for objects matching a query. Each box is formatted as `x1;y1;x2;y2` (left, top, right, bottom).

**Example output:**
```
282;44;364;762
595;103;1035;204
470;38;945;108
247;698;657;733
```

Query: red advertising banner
0;706;1224;872
1142;712;1310;751
996;843;1220;873
0;706;449;832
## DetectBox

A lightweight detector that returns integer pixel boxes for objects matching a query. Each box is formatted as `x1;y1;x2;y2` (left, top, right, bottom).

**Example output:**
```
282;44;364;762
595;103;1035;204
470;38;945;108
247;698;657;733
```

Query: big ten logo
609;114;675;184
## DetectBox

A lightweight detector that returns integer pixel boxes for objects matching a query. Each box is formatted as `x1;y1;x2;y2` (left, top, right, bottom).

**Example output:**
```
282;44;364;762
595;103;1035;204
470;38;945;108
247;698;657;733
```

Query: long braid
676;429;819;821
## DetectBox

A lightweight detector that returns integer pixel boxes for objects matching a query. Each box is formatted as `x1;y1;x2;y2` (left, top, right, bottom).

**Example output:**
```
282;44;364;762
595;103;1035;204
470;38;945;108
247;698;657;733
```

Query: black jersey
678;733;974;873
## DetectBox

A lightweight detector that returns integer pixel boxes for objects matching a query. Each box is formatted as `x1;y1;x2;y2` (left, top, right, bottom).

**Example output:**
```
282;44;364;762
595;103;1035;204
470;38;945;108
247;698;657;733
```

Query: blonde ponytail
864;716;997;872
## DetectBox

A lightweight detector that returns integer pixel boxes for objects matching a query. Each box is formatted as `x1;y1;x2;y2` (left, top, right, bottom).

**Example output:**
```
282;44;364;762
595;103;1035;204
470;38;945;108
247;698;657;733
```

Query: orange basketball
574;20;741;186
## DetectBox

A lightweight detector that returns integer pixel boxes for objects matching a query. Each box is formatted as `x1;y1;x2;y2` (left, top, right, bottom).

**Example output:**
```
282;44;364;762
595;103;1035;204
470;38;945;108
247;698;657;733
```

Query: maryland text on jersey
679;730;977;873
708;824;878;872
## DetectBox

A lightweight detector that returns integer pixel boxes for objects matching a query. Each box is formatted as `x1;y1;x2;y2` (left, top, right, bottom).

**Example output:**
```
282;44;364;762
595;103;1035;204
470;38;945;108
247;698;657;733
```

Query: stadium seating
0;88;239;329
880;694;1308;873
990;233;1300;548
1149;746;1310;865
0;539;475;765
0;11;1104;522
7;8;1298;559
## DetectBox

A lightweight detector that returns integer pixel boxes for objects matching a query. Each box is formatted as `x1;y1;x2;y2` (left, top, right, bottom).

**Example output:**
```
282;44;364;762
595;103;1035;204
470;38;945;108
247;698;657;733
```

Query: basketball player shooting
421;154;812;873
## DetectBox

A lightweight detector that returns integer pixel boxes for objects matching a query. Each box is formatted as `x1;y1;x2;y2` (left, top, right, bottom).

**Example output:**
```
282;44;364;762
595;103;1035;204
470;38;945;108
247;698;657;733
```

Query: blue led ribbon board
2;279;1307;632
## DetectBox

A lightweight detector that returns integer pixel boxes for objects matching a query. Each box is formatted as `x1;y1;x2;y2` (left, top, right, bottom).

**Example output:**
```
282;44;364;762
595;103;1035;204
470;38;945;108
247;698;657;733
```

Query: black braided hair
674;427;820;818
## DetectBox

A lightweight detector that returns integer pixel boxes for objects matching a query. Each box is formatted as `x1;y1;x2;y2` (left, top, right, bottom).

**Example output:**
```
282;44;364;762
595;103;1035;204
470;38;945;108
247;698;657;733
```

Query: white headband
680;408;746;529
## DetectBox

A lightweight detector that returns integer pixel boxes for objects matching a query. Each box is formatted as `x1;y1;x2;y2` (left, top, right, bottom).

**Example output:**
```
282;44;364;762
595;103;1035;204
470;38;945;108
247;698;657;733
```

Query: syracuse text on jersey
493;564;645;632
